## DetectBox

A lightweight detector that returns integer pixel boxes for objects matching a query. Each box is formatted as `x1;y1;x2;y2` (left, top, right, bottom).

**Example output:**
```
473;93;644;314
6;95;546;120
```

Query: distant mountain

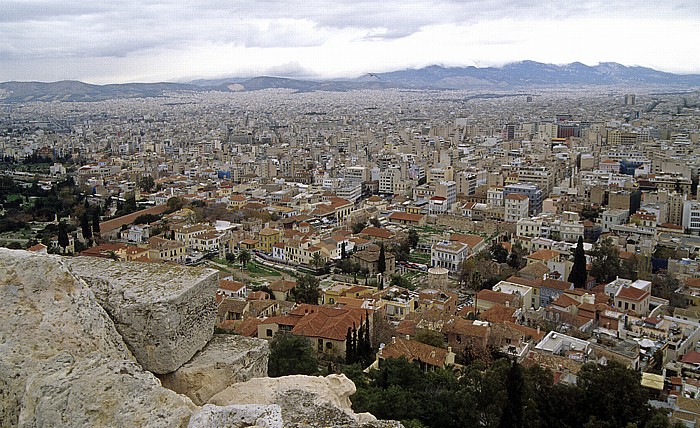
1;61;699;103
371;61;700;89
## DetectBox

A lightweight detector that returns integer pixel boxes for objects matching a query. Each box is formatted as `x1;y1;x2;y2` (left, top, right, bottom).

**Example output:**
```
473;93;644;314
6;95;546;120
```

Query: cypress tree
345;327;354;364
91;209;100;237
351;323;358;363
341;242;347;260
377;243;386;274
80;211;92;244
568;236;588;288
57;221;69;252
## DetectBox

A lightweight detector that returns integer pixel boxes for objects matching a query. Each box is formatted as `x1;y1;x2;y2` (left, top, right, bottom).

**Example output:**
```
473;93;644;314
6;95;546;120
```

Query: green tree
311;252;323;270
378;243;386;275
268;332;318;377
237;249;251;267
91;209;100;237
568;236;588;288
490;242;509;264
369;217;381;228
352;221;366;234
341;242;347;260
414;328;446;348
138;175;156;192
499;360;524;428
57;221;69;252
407;229;419;249
345;327;356;364
292;274;320;304
80;211;92;244
590;238;621;283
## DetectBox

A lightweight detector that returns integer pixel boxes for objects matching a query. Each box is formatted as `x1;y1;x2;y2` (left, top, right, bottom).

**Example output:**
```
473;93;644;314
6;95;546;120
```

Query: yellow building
258;227;282;253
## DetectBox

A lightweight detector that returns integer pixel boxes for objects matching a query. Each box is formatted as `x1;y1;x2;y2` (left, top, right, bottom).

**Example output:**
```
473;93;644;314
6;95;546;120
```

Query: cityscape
2;1;700;427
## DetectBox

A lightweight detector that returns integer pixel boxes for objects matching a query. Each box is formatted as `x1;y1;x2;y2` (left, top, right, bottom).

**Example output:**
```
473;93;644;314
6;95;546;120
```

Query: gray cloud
0;0;698;82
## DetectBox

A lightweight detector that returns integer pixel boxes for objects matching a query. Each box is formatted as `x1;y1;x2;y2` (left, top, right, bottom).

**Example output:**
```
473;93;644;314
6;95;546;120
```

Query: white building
505;193;529;223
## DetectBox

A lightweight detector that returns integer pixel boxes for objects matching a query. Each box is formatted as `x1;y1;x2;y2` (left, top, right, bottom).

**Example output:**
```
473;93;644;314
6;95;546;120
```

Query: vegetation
346;358;672;428
268;332;318;377
292;274;320;304
590;238;622;283
568;236;588;288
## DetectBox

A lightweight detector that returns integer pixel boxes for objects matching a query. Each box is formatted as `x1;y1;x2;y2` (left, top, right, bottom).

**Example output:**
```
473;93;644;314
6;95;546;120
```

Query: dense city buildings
2;82;700;426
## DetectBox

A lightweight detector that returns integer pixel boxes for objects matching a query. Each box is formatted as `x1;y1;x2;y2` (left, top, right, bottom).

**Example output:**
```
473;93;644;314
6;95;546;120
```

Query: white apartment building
683;200;700;234
431;240;470;273
505;193;529;223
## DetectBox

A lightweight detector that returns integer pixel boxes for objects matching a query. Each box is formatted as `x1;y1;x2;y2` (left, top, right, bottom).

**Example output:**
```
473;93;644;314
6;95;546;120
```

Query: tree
311;252;323;270
346;327;356;364
341;242;347;260
499;360;524;428
352;222;366;234
292;274;320;304
237;249;251;267
138;175;156;192
91;209;100;238
414;328;446;348
57;221;69;252
490;242;509;264
590;238;621;283
369;217;381;228
378;243;386;275
268;332;318;377
407;229;419;249
80;211;92;244
568;236;588;288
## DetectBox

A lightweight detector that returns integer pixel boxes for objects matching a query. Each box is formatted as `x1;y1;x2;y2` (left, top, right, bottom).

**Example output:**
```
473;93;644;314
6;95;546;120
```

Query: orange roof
380;337;448;368
290;304;370;341
388;212;425;222
616;286;650;302
449;233;484;248
99;204;168;234
480;304;517;323
219;279;246;292
527;249;560;261
360;227;393;239
477;289;517;306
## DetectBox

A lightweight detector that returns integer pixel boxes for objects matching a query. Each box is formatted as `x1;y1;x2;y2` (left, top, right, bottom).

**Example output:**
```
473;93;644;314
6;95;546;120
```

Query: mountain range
1;61;700;103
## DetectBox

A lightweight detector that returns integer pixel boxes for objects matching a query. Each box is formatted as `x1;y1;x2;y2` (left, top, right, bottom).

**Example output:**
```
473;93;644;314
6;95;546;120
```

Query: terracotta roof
360;227;393;239
505;193;528;200
441;317;489;339
477;289;518;306
380;337;449;368
551;294;579;309
269;280;296;292
290;304;369;341
541;278;573;291
616;286;650;302
388;212;425;222
449;233;484;248
682;351;700;365
527;249;561;261
480;304;517;323
100;204;168;234
219;279;246;292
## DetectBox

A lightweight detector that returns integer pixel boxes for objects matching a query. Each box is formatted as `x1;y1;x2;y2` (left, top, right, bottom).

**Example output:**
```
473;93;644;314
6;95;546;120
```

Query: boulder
188;404;283;428
209;374;403;428
0;249;196;426
66;257;219;373
160;334;270;405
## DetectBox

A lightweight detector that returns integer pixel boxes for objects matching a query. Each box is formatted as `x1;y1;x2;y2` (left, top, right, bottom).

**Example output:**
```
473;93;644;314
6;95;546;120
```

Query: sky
1;0;699;84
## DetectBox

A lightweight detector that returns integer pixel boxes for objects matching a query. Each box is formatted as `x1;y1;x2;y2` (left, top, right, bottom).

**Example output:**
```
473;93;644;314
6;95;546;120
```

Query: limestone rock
209;374;403;428
160;334;270;405
20;353;195;428
188;404;283;428
0;249;196;427
66;257;219;374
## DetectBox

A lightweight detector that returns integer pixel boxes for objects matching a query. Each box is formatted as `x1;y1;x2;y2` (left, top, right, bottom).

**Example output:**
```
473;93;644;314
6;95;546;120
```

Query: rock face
0;249;196;427
66;257;219;374
208;374;403;428
189;404;284;428
160;334;270;405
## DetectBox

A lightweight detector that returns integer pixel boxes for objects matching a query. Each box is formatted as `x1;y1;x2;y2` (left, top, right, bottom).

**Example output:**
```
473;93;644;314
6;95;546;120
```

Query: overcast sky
1;0;698;83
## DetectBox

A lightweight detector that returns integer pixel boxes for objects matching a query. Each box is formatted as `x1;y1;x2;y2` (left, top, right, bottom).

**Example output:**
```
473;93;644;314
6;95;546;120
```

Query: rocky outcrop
208;374;403;428
0;249;196;427
66;257;219;374
188;404;284;428
160;334;270;405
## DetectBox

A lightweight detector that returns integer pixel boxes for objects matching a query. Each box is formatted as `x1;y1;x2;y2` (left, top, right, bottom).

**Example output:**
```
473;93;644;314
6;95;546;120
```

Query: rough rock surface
188;404;284;428
0;249;196;427
209;374;404;428
66;257;219;374
160;334;270;405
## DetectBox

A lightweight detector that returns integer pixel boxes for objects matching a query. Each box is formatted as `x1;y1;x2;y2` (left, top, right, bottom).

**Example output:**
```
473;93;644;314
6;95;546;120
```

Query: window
266;329;273;337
